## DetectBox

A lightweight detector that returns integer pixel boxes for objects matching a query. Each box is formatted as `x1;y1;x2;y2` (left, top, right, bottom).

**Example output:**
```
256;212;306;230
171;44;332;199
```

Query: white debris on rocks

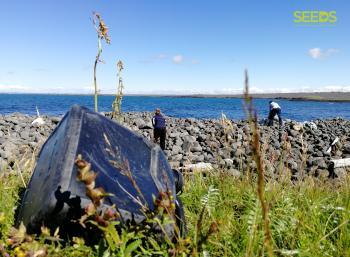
180;162;213;171
31;106;46;126
31;117;45;126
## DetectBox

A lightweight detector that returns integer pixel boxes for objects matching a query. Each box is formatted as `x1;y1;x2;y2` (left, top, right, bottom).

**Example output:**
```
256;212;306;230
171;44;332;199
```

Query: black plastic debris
17;105;185;238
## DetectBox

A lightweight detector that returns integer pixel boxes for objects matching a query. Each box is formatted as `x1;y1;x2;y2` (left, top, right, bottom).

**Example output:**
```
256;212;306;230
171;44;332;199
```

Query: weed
243;69;273;256
112;60;124;122
92;12;110;112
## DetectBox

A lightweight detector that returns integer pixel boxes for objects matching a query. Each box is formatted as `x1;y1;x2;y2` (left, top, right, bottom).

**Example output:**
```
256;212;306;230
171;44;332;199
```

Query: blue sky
0;0;349;94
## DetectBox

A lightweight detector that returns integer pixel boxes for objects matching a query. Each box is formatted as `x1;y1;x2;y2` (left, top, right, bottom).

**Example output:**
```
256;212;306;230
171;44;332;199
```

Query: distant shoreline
0;92;350;102
155;92;350;102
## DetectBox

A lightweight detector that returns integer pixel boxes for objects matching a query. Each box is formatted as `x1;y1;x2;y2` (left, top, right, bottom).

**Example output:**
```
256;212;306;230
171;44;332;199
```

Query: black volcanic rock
0;111;349;179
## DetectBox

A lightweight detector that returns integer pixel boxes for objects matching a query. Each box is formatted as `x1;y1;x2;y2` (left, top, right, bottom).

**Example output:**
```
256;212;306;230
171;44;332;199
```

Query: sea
0;94;349;121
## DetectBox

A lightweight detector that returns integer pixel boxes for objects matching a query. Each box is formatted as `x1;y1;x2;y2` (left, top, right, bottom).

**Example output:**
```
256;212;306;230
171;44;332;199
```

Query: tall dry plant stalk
92;12;111;112
299;129;307;179
112;60;124;121
220;112;234;143
243;69;273;257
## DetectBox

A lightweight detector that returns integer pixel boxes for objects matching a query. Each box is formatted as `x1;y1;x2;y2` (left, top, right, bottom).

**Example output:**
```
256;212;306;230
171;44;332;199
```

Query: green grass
0;171;22;238
1;163;350;256
182;171;350;256
0;158;33;239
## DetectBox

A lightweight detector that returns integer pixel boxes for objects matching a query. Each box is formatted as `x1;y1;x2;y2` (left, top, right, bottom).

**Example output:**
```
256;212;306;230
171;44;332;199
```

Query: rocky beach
0;112;349;179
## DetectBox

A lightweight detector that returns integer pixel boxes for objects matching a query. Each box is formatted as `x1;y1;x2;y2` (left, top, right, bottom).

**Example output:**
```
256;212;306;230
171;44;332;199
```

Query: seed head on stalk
92;12;110;112
243;69;273;257
117;59;123;72
112;60;124;121
93;12;111;44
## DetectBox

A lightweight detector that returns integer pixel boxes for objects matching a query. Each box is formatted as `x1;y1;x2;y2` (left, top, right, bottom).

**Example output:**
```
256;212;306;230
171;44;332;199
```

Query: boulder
227;168;240;177
171;145;182;155
191;142;202;152
133;118;147;129
343;144;350;154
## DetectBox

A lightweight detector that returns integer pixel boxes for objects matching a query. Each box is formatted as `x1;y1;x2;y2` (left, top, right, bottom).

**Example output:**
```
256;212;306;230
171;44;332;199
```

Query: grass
182;171;350;256
0;158;34;239
1;160;350;256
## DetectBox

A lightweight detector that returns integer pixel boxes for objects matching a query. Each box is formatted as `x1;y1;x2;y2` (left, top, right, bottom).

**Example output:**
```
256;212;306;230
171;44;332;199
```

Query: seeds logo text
294;11;337;23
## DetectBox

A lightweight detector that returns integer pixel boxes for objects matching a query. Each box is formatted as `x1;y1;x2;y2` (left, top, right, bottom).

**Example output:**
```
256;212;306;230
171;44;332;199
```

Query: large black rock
17;105;185;238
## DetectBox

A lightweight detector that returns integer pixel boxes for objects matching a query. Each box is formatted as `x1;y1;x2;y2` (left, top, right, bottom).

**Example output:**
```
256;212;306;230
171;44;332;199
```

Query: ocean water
0;94;349;121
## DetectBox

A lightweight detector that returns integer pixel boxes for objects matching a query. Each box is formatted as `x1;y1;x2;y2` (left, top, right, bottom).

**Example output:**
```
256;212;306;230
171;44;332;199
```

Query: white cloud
321;85;350;92
191;59;200;64
141;54;196;65
126;85;350;95
157;54;167;60
140;53;168;64
0;84;68;93
172;55;184;64
308;48;339;59
1;83;349;95
0;84;31;92
309;48;322;59
82;86;94;93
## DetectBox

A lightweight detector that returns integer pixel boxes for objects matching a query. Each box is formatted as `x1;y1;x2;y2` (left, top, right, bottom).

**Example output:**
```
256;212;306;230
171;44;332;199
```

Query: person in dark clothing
152;108;166;150
267;101;283;127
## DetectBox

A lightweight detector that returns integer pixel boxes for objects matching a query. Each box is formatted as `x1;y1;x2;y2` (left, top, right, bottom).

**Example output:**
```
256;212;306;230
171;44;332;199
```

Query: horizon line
0;91;349;97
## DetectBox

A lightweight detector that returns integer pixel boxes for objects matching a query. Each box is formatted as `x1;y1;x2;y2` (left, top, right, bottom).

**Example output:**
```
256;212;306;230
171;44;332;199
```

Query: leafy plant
74;154;192;256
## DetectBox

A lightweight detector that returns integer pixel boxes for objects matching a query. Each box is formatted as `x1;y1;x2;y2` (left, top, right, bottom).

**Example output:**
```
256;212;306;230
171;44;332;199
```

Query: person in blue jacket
152;108;166;150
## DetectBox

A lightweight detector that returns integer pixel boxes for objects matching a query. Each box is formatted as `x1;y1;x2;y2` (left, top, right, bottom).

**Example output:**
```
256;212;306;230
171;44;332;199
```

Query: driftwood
330;158;350;169
328;158;350;178
326;137;339;153
180;162;213;172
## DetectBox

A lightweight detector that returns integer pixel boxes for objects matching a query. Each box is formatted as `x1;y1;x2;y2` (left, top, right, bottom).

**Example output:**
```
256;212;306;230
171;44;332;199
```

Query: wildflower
33;248;47;257
14;247;26;257
40;226;50;237
72;237;85;248
7;223;28;247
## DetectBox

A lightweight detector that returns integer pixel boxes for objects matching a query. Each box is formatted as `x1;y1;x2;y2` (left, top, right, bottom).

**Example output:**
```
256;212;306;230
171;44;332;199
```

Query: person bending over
267;101;282;127
152;108;166;150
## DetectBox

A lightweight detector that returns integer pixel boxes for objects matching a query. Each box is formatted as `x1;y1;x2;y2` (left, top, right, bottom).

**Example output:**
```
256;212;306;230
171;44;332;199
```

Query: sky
0;0;349;94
